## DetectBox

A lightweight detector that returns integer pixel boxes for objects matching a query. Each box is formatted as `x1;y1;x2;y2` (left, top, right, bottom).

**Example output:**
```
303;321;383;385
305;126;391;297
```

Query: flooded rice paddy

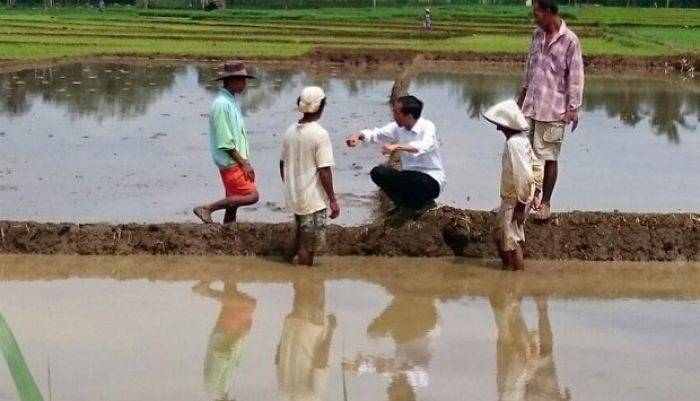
0;63;698;225
0;255;699;401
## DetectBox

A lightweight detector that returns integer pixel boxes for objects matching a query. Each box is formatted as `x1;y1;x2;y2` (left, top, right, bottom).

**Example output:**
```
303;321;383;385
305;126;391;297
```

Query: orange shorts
219;165;257;197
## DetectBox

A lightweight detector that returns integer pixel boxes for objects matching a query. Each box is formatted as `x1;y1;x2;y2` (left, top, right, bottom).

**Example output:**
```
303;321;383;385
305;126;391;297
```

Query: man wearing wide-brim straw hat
194;60;259;224
482;99;537;270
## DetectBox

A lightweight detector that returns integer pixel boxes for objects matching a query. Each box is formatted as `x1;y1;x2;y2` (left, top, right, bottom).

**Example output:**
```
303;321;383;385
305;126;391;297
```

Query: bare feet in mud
193;206;214;224
530;189;542;212
533;203;552;221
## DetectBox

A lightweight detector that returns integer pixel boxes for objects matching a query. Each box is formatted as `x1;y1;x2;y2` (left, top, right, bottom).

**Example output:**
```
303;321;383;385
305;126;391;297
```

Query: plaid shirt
521;20;584;122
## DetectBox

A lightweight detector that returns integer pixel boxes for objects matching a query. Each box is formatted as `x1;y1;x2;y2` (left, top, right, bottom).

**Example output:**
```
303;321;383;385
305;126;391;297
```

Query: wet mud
2;207;698;261
306;48;700;72
1;51;698;76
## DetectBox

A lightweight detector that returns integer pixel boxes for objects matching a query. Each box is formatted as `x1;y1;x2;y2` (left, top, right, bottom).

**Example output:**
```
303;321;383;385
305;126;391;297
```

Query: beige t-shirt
281;121;335;216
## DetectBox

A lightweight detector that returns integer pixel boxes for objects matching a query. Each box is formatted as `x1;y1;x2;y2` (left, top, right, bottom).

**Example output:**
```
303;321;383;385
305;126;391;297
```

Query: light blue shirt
209;89;249;169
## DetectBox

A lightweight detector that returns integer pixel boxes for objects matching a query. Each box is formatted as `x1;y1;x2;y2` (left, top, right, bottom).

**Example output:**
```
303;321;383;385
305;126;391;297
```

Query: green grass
0;5;698;61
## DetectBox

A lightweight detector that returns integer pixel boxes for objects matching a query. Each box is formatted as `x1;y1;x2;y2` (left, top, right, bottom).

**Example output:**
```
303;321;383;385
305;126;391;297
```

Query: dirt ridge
1;51;698;75
2;207;698;261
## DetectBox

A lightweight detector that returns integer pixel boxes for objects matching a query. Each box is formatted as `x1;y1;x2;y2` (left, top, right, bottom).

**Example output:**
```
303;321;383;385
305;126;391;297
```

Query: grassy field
0;5;698;61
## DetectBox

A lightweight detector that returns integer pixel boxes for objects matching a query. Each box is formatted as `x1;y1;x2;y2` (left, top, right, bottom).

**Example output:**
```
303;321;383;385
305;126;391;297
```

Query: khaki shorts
491;201;527;252
295;208;327;253
528;119;566;161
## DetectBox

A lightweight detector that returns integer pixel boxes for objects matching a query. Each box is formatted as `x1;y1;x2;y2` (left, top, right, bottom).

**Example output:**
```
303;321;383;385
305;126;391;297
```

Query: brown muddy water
0;255;699;401
0;63;698;225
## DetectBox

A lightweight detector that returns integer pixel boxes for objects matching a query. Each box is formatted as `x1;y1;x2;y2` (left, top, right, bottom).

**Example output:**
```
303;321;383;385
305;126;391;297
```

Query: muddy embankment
306;48;700;72
1;50;698;75
1;208;699;261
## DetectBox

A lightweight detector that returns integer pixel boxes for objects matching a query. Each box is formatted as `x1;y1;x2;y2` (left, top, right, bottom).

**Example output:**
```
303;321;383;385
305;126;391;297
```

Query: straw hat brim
482;113;529;131
213;72;256;81
481;100;530;131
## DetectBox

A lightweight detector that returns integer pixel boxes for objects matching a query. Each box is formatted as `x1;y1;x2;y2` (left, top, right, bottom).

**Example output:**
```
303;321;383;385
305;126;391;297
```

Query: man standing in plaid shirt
517;0;584;221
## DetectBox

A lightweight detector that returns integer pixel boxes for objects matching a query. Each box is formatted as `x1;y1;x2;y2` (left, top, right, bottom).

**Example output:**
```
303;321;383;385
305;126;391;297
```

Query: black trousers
370;165;440;210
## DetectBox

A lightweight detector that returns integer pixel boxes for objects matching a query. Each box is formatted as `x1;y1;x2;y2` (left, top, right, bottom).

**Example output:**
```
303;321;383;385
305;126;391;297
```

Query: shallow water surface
0;63;698;224
0;255;699;401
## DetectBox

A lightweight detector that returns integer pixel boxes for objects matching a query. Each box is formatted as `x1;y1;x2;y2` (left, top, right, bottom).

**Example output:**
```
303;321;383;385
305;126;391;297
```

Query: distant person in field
194;60;259;224
518;0;584;221
423;8;432;29
483;100;536;271
280;86;339;266
98;0;105;11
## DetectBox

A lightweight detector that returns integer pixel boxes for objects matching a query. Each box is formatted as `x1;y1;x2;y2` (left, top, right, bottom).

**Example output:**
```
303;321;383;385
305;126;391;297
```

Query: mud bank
307;48;700;71
2;207;698;261
1;51;698;75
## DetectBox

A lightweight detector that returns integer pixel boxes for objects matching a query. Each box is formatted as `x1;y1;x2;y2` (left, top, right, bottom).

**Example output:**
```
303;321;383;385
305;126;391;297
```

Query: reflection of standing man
517;0;584;221
525;297;571;401
194;60;260;224
193;281;257;401
276;276;336;401
489;288;570;401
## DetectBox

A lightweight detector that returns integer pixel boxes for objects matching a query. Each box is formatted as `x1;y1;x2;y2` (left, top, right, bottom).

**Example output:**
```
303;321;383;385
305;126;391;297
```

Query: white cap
298;86;325;114
482;99;530;131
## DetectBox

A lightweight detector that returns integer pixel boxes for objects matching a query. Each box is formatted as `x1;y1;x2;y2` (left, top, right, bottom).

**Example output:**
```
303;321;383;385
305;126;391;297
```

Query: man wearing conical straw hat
483;100;537;270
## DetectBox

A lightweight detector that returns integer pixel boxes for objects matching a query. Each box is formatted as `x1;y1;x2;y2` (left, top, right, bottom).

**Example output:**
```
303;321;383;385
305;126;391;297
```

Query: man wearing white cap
483;100;537;270
280;86;339;266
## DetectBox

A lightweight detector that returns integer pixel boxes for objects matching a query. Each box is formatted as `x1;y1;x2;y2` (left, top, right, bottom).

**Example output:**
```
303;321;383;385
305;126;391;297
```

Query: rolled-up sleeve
508;142;535;204
361;122;398;144
566;38;584;112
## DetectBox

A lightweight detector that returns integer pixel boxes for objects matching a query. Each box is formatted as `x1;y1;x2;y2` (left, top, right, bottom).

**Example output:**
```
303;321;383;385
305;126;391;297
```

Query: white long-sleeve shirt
360;118;446;191
501;133;535;204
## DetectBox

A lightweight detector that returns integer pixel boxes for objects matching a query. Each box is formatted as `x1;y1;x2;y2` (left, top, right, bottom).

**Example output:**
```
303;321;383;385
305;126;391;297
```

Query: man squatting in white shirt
345;95;446;215
482;100;537;270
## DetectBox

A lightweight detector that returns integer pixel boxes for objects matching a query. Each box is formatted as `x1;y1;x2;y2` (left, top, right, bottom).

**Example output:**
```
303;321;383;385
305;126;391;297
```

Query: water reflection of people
193;281;257;401
344;286;440;401
490;289;570;401
275;276;336;401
